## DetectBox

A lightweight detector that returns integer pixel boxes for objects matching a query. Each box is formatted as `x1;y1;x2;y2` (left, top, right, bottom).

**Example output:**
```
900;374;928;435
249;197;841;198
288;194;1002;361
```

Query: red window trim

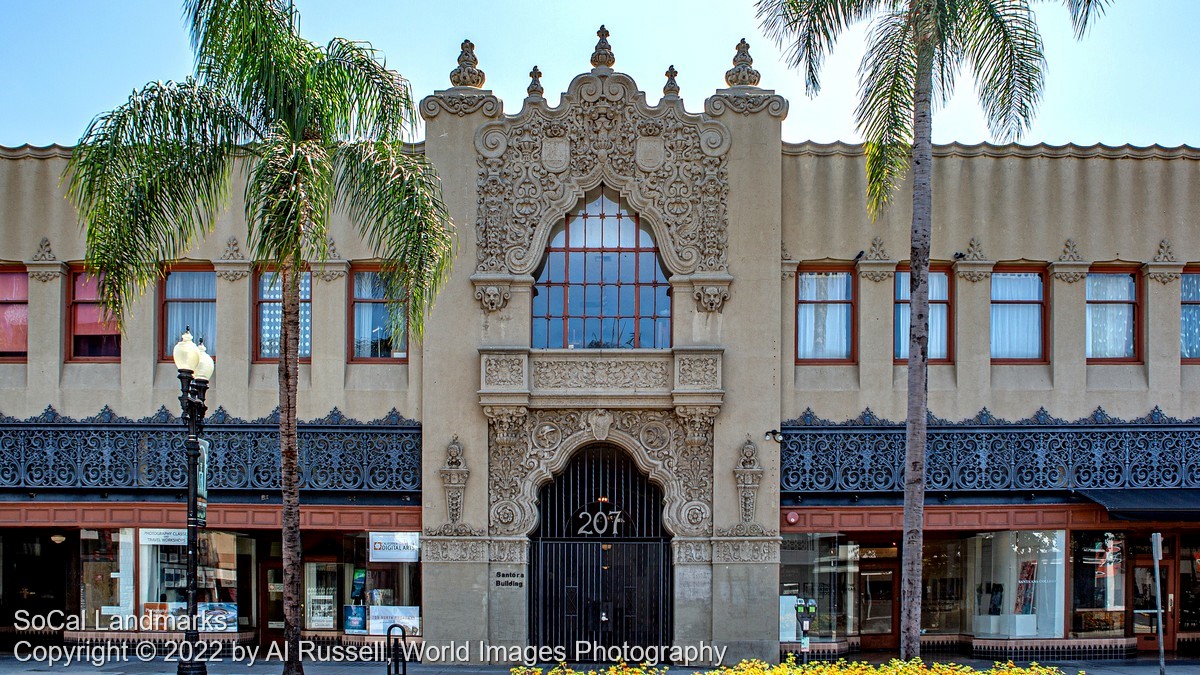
347;264;409;363
0;266;29;363
1182;266;1200;365
794;263;857;365
892;263;955;365
66;265;121;363
252;266;312;364
1085;265;1143;365
530;191;672;350
990;265;1050;365
157;263;216;363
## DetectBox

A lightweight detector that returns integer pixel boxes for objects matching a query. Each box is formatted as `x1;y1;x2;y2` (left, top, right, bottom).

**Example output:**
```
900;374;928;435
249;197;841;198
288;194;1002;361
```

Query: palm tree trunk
900;39;935;661
279;260;305;675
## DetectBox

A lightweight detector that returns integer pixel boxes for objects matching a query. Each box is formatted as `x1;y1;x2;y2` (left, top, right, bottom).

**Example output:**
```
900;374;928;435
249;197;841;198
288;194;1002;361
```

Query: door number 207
576;509;625;536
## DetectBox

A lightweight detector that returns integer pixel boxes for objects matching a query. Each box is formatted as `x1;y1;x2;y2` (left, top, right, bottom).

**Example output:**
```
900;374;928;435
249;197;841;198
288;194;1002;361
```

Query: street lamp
172;328;214;675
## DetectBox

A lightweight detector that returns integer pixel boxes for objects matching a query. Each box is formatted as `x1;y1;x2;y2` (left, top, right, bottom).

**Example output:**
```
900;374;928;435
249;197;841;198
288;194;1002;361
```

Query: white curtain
258;272;312;358
165;272;217;355
1182;275;1200;359
991;273;1042;359
1086;274;1135;358
895;272;948;359
797;273;851;360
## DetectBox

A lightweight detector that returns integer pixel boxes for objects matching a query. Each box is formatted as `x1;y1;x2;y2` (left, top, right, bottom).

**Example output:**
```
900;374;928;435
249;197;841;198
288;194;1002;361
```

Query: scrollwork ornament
704;93;788;118
421;537;488;563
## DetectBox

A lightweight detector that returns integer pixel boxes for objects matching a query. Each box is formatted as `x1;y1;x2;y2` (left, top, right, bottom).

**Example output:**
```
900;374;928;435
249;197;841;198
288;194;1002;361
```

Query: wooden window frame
0;266;29;363
252;267;312;364
990;265;1050;365
531;188;672;350
1182;266;1200;365
66;265;121;363
892;264;955;365
157;263;216;363
1085;265;1143;365
347;264;409;363
794;264;857;365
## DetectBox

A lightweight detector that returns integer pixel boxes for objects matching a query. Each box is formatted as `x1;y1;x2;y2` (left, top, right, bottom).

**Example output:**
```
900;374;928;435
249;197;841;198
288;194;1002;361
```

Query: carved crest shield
541;138;570;173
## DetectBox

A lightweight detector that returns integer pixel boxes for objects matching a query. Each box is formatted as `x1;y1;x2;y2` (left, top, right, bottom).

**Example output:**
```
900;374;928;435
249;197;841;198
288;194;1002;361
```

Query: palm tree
758;0;1108;658
64;1;453;672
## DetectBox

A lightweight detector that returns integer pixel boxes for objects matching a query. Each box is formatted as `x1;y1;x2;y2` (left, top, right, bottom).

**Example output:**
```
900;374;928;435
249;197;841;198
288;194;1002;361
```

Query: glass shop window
1181;535;1200;632
967;530;1066;638
80;528;134;628
779;533;856;641
138;529;255;631
1070;531;1127;637
922;539;965;634
343;533;421;636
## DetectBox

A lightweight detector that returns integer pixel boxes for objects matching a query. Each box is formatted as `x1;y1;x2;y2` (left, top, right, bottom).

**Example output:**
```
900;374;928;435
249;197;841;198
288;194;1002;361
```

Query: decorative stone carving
1050;238;1088;283
527;66;543;99
315;236;347;282
420;91;502;119
449;39;486;88
28;269;59;283
857;236;896;282
484;356;524;387
1145;239;1183;284
474;283;511;312
485;407;715;539
724;39;760;86
31;237;55;261
489;538;529;564
26;237;65;282
473;59;731;283
676;355;720;388
425;436;483;538
590;25;615;69
663;65;679;97
693;284;730;313
422;536;488;563
954;236;993;283
712;538;780;563
672;538;712;564
214;236;251;282
705;93;788;118
531;359;670;390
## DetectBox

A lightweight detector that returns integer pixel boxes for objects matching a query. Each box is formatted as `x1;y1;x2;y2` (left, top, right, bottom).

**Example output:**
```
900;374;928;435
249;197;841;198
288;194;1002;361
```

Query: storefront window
922;539;965;634
344;532;421;636
138;529;255;632
305;562;345;630
80;528;134;628
1071;531;1126;637
968;530;1065;638
1182;535;1200;632
779;534;856;641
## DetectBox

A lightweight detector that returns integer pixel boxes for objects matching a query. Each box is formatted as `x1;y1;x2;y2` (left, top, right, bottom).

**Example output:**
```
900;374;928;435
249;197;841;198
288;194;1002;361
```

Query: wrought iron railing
781;406;1200;493
0;406;420;492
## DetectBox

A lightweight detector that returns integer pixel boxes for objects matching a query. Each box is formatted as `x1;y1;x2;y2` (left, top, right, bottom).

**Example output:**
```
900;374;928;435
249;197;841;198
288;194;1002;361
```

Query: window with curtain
894;270;950;360
256;271;311;360
1183;273;1200;360
162;271;216;358
351;270;406;360
1086;272;1137;360
796;270;853;361
70;271;120;360
0;272;28;359
991;271;1044;360
531;185;671;350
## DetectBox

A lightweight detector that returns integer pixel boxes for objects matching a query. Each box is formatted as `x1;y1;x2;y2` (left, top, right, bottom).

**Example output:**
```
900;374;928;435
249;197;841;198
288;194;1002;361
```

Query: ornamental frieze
531;359;670;390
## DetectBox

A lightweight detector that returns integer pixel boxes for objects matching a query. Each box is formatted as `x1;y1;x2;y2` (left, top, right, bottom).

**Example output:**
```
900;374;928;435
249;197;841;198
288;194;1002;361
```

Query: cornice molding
781;141;1200;161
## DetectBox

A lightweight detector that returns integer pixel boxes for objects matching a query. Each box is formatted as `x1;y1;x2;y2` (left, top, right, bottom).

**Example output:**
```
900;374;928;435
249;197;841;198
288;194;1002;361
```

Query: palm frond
310;38;416;142
334;141;454;341
963;0;1046;141
1061;0;1110;38
245;126;335;268
856;10;918;218
757;0;883;95
64;78;253;327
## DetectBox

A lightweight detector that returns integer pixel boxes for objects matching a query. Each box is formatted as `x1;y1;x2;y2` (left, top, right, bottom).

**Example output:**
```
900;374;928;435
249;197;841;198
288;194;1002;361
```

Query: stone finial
725;38;761;87
449;39;486;88
527;65;543;98
663;65;680;97
591;25;615;69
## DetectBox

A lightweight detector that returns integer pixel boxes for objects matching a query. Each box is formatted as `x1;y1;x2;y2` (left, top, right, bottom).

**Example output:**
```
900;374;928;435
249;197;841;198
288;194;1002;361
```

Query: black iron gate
530;444;671;660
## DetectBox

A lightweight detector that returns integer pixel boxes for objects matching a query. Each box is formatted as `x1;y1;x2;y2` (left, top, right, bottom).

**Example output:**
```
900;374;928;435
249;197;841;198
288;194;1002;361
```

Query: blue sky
1;0;1196;147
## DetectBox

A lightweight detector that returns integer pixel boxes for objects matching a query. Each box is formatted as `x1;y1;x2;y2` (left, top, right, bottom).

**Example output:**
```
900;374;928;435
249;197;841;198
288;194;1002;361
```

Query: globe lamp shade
172;329;200;373
194;340;215;382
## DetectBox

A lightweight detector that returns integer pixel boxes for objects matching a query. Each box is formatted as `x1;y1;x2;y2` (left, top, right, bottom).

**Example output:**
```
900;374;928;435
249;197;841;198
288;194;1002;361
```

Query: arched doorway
529;444;672;659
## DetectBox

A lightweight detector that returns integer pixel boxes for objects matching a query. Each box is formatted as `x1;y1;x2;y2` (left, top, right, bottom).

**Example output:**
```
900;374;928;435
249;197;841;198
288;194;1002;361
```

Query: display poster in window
368;605;419;636
308;595;336;629
343;605;367;635
196;439;209;526
1013;560;1038;614
198;602;237;632
368;532;419;563
350;568;366;602
140;529;187;546
779;596;798;641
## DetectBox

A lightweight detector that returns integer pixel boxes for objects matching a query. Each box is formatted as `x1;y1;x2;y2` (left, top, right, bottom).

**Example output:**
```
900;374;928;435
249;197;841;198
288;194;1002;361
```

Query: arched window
532;185;671;349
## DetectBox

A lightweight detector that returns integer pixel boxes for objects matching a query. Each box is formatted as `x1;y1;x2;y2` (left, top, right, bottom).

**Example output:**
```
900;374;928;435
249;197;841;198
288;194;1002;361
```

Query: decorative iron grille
781;406;1200;493
0;405;420;492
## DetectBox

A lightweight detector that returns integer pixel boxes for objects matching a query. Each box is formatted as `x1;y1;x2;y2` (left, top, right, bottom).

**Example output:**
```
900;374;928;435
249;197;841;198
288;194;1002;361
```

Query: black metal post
177;369;207;675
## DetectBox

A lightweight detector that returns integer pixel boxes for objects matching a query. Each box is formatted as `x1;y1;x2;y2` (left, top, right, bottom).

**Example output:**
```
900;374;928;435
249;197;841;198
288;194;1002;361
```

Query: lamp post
172;328;214;675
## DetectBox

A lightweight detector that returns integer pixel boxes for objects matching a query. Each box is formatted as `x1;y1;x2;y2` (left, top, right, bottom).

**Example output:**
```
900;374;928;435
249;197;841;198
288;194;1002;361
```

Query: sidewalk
0;655;1198;675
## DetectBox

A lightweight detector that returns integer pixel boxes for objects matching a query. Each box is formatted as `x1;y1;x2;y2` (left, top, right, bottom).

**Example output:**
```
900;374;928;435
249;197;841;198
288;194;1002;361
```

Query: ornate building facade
0;29;1198;663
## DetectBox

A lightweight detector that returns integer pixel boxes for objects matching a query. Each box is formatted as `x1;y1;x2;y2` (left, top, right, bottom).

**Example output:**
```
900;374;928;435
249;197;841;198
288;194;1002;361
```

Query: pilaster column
857;249;897;395
310;258;348;413
953;254;995;397
24;252;67;410
213;238;251;417
1049;241;1090;393
1144;243;1184;392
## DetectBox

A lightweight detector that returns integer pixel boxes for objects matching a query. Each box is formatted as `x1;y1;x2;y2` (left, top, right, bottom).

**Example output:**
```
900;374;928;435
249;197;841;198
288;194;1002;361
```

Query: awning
1077;489;1200;521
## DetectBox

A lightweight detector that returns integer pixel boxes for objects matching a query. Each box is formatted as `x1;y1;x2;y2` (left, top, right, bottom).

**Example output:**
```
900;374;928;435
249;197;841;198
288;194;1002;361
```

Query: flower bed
513;658;1081;675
